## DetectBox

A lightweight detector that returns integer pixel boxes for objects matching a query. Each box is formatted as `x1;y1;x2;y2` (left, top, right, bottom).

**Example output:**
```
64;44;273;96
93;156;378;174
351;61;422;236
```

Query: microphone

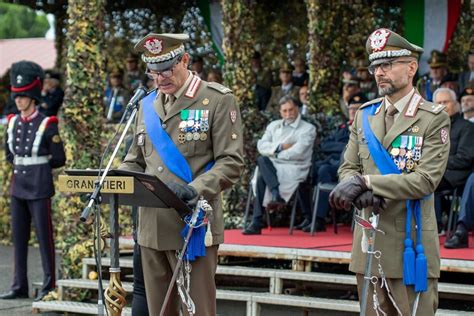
127;86;148;108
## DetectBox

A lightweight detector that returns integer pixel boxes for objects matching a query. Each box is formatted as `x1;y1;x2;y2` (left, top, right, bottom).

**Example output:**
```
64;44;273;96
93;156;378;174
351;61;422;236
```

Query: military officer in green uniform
120;33;244;315
266;62;300;115
416;50;449;102
330;28;450;315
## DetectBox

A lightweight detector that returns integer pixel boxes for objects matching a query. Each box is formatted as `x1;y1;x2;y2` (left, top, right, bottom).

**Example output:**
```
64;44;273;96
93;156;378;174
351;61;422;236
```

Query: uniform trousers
457;173;474;228
10;196;55;294
356;274;438;316
141;245;219;316
131;206;149;315
132;243;149;316
253;156;311;225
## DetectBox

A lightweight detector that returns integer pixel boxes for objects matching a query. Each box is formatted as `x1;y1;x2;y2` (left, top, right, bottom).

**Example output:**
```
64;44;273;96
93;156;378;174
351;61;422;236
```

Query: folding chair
243;168;307;235
310;182;338;236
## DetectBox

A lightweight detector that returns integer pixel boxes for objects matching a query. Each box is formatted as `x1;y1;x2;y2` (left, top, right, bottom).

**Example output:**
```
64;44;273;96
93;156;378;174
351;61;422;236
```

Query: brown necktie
385;105;398;133
164;95;176;114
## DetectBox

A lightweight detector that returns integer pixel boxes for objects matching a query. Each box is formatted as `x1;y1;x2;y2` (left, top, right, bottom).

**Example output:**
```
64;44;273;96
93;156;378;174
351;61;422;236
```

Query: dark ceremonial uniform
5;111;66;295
1;60;66;300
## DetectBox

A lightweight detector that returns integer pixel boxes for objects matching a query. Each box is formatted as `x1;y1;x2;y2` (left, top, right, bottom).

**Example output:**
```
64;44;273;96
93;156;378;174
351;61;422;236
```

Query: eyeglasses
368;60;412;75
145;67;175;79
145;59;181;79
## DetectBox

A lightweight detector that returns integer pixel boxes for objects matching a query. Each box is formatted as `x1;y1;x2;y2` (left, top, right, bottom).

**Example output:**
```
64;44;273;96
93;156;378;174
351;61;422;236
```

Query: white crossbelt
14;156;50;166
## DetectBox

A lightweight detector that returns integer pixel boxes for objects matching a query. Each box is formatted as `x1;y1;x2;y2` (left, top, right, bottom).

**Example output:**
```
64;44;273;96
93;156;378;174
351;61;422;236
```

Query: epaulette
418;100;445;114
359;97;383;110
6;114;16;123
45;116;59;128
208;82;232;94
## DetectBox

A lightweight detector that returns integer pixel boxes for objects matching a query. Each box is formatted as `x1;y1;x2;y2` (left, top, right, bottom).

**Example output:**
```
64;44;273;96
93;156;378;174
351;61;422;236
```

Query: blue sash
142;91;193;183
142;91;214;261
362;104;427;292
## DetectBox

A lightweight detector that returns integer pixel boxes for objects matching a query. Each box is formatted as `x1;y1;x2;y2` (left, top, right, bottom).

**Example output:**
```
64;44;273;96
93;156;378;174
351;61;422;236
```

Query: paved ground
0;245;59;315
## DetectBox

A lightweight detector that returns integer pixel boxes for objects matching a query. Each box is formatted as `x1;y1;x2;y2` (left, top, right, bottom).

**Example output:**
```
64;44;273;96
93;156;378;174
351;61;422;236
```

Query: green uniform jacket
120;77;244;251
266;85;300;114
339;95;450;279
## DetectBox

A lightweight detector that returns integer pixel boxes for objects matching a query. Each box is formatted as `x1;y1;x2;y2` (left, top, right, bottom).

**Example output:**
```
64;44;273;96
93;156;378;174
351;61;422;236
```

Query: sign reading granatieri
58;175;134;194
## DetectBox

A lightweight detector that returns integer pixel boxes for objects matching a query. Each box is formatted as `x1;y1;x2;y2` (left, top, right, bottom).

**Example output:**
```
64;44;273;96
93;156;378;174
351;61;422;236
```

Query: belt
14;156;50;166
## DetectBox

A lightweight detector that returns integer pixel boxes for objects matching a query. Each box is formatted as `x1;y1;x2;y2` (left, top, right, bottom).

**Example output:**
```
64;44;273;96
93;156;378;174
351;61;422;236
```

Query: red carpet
224;226;474;261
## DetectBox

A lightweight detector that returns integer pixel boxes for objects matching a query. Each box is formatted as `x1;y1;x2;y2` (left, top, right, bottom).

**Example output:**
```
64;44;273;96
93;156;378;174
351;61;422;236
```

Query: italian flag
198;0;225;66
402;0;462;74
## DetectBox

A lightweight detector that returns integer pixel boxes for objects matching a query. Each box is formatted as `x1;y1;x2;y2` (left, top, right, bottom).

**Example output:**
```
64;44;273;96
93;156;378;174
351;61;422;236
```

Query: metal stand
80;87;153;316
104;194;127;315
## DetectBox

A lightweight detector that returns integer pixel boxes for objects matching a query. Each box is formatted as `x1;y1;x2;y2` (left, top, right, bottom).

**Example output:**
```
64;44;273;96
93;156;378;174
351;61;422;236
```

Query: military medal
398;159;406;170
200;132;207;141
405;151;413;159
390;147;400;156
406;159;415;171
390;136;401;157
193;132;200;141
179;121;187;129
413;136;423;161
178;133;186;144
185;132;193;141
231;133;238;140
394;158;400;168
201;110;209;132
399;135;408;157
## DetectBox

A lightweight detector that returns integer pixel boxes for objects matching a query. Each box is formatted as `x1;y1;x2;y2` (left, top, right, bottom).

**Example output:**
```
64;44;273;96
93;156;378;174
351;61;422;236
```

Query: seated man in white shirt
243;96;316;235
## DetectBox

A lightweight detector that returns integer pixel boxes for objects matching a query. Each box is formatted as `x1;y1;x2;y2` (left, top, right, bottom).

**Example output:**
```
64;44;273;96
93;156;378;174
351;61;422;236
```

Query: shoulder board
359;97;383;110
208;82;232;94
6;114;16;123
418;101;445;114
45;116;59;127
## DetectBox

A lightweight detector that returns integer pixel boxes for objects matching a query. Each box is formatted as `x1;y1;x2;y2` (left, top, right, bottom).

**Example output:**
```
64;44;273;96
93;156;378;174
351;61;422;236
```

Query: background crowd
1;47;473;248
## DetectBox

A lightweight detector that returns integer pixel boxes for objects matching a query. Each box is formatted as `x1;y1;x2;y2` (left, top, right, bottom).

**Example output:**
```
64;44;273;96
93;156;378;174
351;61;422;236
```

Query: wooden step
58;278;133;293
80;259;474;297
32;291;474;316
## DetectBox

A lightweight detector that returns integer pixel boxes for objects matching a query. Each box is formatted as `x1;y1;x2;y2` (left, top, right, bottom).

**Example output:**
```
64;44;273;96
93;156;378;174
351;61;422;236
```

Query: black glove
329;175;369;211
353;191;387;214
167;182;199;208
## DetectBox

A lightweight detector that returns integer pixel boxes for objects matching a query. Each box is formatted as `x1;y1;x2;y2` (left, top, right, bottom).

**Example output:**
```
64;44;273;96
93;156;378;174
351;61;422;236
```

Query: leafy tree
0;2;49;39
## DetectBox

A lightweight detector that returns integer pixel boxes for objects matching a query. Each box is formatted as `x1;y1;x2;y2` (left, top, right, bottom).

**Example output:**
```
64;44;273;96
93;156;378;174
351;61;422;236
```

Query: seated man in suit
444;172;474;249
433;88;474;233
243;96;316;235
299;93;368;232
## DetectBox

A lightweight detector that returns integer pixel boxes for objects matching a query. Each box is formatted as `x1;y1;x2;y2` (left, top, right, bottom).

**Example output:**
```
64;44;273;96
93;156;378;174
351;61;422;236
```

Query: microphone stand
80;87;155;315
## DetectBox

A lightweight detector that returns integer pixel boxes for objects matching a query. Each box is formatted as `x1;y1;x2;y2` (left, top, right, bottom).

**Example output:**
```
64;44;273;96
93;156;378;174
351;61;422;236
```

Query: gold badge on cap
52;135;61;143
202;98;209;105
